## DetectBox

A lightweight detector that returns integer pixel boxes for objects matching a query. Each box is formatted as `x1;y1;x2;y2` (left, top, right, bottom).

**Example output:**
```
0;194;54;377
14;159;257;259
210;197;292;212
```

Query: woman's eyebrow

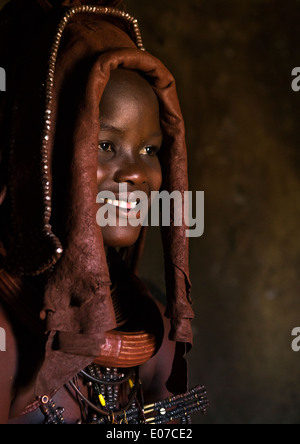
100;123;124;133
150;131;163;139
100;123;162;139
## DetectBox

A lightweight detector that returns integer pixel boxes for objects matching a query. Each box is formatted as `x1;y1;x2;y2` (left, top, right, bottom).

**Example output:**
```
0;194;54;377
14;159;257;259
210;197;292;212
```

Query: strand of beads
40;395;65;424
80;365;142;423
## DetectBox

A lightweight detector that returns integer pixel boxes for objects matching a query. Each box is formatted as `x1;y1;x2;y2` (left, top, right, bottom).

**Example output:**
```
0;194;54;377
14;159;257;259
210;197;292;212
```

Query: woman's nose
113;156;147;186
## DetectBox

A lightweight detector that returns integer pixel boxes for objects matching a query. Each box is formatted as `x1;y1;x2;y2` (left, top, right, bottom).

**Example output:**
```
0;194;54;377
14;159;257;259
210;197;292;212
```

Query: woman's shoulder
151;297;176;371
139;294;176;403
0;301;18;423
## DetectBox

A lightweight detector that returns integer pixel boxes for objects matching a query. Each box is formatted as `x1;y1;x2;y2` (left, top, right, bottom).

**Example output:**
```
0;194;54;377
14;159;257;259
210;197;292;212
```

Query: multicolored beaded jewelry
39;364;209;424
40;364;145;424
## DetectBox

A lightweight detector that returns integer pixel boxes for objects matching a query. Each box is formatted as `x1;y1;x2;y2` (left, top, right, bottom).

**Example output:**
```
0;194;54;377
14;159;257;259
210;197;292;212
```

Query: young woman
0;0;204;424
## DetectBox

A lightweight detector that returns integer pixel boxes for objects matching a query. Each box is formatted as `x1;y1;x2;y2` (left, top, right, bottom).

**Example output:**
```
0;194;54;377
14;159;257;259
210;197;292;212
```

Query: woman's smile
98;197;139;210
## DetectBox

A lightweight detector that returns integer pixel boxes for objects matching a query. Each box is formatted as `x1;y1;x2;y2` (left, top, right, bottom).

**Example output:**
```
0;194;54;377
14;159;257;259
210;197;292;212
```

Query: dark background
124;0;300;424
2;0;300;424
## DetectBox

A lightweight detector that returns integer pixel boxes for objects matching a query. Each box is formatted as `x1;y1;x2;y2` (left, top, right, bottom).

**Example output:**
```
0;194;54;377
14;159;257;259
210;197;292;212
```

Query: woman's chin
102;225;142;248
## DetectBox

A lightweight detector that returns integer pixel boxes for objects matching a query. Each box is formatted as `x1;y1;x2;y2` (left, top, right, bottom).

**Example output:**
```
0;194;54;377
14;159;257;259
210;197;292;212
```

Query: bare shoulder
153;298;176;376
140;297;176;403
0;302;18;423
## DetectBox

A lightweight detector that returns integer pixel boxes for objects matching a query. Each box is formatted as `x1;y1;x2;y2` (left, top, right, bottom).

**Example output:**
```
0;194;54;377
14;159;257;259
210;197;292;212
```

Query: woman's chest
8;363;154;424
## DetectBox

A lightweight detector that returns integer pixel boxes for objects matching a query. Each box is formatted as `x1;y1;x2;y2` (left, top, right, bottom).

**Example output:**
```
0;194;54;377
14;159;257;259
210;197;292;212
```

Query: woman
0;0;205;424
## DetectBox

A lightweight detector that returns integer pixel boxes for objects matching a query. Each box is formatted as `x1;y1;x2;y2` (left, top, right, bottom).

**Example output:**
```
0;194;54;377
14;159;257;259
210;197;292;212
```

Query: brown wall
126;0;300;424
1;0;300;424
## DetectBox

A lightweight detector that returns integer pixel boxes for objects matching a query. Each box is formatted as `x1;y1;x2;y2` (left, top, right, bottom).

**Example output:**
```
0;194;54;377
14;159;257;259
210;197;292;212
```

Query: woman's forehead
99;69;161;130
100;69;158;108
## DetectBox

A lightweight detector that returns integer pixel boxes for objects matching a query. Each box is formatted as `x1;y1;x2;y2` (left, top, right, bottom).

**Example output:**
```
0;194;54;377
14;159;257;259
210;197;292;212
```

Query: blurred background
1;0;300;424
125;0;300;424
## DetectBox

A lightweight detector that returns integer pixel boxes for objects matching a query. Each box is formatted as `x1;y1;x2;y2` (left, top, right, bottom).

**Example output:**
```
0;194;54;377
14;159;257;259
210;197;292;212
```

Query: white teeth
128;201;138;209
98;198;137;209
118;200;127;209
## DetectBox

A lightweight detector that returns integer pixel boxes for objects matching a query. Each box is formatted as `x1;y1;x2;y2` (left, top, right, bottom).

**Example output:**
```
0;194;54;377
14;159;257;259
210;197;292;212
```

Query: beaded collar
40;364;209;424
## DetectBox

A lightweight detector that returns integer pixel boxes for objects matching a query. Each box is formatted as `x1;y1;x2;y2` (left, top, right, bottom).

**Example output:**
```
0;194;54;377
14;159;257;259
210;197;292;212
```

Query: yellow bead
99;394;106;407
129;379;134;389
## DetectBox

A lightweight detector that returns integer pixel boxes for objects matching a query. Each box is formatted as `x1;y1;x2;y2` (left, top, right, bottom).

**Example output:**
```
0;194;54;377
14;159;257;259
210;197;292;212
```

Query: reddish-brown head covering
0;0;194;398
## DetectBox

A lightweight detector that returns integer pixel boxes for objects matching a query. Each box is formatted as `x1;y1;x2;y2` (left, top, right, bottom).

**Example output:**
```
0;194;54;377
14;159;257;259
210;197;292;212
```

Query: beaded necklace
40;364;145;424
39;368;209;424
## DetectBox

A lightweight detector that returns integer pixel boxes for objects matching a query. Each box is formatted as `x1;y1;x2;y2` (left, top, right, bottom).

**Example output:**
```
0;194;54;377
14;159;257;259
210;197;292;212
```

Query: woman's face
97;69;163;247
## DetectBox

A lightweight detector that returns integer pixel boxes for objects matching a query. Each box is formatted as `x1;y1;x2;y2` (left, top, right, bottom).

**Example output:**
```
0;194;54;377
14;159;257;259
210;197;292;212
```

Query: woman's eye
140;146;160;156
98;142;114;153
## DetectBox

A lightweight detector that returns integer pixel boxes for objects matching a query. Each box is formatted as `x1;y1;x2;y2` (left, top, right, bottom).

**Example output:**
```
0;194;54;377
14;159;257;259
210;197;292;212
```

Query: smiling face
97;69;163;247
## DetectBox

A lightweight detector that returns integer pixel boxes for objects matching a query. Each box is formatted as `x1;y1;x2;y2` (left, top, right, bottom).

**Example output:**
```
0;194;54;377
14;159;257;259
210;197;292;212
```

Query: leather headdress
0;0;194;398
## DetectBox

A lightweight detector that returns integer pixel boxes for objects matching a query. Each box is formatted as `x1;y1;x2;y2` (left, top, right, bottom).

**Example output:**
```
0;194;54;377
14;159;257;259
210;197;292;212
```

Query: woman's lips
98;197;138;210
